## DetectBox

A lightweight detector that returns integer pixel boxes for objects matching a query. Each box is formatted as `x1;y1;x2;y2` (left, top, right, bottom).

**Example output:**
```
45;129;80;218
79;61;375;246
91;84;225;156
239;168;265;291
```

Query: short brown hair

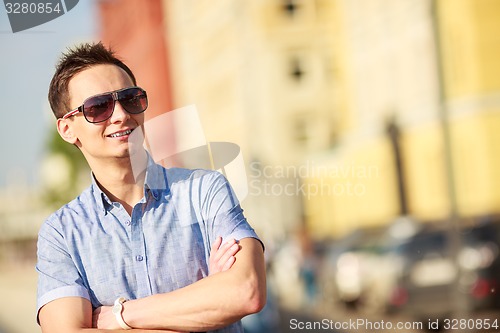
48;42;137;118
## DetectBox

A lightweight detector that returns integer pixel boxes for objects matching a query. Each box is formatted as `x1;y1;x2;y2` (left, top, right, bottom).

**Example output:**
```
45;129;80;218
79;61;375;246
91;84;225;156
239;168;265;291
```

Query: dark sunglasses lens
118;88;148;114
83;95;114;123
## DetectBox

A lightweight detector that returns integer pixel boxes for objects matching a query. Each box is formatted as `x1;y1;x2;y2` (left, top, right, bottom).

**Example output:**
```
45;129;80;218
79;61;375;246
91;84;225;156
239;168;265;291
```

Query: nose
109;99;130;123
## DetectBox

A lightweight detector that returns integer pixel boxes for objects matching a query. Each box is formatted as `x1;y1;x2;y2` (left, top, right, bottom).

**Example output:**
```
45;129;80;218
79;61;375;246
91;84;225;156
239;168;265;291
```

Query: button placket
130;203;152;298
111;203;132;229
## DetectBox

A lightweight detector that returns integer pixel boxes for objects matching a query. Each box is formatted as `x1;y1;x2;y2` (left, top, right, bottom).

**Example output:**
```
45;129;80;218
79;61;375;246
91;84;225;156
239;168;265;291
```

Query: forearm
38;297;186;333
42;320;181;333
125;270;262;331
123;239;266;332
43;325;181;333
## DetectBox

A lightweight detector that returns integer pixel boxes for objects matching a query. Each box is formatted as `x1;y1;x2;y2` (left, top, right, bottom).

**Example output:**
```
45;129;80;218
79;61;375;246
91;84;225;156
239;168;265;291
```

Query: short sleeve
36;218;90;322
201;172;264;250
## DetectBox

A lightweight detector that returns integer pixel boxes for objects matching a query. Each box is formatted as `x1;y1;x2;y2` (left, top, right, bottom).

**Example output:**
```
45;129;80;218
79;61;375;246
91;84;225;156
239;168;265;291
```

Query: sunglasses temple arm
62;109;81;119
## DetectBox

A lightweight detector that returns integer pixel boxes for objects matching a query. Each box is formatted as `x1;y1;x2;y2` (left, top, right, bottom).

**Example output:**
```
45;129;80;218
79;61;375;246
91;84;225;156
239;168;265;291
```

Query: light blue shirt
36;159;261;333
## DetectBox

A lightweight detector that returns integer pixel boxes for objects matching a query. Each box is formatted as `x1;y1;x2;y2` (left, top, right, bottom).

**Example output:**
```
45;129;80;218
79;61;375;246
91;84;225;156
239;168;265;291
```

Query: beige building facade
163;0;340;240
100;0;500;240
306;0;500;238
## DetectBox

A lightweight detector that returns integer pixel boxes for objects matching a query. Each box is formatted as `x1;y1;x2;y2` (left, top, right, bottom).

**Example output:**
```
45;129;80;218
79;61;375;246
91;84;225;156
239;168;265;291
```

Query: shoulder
165;168;236;205
166;167;227;189
40;185;96;234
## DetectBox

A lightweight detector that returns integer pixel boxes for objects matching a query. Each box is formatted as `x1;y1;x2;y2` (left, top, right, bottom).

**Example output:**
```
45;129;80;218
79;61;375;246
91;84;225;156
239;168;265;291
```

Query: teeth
109;129;132;138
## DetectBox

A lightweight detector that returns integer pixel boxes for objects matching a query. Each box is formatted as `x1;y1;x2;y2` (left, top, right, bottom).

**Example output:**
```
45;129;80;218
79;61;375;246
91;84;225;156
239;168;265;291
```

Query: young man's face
61;64;145;162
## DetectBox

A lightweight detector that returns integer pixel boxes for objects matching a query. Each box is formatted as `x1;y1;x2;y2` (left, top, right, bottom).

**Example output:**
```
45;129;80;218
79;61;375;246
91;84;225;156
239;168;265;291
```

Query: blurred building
305;0;441;237
98;0;340;242
436;0;500;217
96;0;500;241
305;0;500;238
165;0;342;241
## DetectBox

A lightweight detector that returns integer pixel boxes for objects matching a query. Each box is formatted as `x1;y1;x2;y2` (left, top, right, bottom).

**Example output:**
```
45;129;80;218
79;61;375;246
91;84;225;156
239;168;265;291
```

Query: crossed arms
38;237;266;333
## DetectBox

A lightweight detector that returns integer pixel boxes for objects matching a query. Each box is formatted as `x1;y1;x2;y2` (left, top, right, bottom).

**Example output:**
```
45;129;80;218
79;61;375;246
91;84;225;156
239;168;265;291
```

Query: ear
56;118;79;145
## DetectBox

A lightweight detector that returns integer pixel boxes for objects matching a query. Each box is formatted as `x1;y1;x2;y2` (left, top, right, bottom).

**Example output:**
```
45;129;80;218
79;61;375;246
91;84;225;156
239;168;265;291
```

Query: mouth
107;129;133;138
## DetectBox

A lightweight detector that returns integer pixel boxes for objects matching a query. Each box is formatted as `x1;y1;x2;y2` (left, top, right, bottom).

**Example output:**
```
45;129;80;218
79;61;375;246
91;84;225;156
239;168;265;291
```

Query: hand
209;236;240;275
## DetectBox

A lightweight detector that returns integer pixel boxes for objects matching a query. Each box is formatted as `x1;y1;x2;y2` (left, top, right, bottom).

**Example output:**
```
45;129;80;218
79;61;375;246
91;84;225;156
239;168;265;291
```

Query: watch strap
113;297;132;330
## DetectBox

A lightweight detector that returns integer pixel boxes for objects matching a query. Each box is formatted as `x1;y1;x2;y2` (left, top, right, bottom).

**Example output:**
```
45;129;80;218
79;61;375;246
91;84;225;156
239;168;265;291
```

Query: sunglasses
61;86;148;123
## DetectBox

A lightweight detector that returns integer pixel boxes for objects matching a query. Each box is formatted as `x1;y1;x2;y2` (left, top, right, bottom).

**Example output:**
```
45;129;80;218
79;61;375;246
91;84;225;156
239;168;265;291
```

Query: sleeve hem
229;231;265;252
37;285;90;324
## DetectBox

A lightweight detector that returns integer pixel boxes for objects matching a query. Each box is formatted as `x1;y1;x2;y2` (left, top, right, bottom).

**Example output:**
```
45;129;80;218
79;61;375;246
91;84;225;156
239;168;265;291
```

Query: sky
0;1;96;187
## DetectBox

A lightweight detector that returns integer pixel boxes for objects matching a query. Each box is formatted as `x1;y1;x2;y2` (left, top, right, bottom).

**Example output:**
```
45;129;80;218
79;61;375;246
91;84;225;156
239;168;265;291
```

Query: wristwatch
112;297;132;330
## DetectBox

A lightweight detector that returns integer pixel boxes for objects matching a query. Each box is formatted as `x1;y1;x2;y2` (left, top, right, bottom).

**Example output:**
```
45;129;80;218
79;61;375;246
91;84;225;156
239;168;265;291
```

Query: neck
88;150;149;215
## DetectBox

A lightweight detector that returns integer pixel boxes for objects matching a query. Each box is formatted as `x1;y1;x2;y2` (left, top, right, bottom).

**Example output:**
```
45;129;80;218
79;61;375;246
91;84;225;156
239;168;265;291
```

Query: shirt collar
90;153;169;213
90;173;112;214
143;154;170;200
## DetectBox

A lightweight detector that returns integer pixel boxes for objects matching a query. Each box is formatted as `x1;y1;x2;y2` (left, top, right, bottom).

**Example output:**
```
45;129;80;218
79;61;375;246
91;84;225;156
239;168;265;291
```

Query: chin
115;150;132;159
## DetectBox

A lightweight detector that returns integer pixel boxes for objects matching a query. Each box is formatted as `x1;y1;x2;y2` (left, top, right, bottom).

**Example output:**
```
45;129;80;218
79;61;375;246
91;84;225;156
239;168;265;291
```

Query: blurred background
1;0;500;332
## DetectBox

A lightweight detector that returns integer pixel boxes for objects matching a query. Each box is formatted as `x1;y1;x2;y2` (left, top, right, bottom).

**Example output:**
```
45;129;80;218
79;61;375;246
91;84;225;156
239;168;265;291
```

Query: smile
108;129;133;138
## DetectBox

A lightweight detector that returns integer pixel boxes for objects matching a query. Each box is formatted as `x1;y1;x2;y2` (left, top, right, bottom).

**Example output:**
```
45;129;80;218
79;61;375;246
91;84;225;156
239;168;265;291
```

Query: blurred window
282;0;299;17
289;57;305;82
294;115;309;145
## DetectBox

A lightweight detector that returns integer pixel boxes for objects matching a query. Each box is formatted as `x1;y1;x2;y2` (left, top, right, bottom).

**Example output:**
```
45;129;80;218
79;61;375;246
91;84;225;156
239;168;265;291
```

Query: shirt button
125;220;131;226
136;255;144;262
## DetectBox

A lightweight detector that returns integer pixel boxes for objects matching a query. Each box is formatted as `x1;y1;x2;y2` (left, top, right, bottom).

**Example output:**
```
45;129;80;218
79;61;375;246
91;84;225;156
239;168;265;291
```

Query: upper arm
39;297;93;333
201;172;266;308
230;237;267;313
234;237;265;275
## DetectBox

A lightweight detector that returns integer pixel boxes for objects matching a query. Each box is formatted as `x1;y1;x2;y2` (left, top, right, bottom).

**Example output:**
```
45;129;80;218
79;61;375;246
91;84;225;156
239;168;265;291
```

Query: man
37;42;266;333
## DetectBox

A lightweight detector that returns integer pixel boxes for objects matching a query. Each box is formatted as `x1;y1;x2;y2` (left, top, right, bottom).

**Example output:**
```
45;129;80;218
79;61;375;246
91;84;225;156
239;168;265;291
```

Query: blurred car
317;221;413;313
316;227;381;310
387;220;500;320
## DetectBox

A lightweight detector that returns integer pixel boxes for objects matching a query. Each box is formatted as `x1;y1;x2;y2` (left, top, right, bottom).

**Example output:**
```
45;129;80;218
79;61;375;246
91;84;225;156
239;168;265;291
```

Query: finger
221;255;236;271
217;242;240;268
231;240;240;253
211;236;222;251
209;236;223;264
225;242;240;257
210;239;236;274
219;239;237;259
210;236;222;254
216;238;236;258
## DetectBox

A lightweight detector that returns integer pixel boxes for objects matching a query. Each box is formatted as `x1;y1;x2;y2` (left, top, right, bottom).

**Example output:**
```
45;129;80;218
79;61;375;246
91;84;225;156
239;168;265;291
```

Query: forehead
68;64;135;106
